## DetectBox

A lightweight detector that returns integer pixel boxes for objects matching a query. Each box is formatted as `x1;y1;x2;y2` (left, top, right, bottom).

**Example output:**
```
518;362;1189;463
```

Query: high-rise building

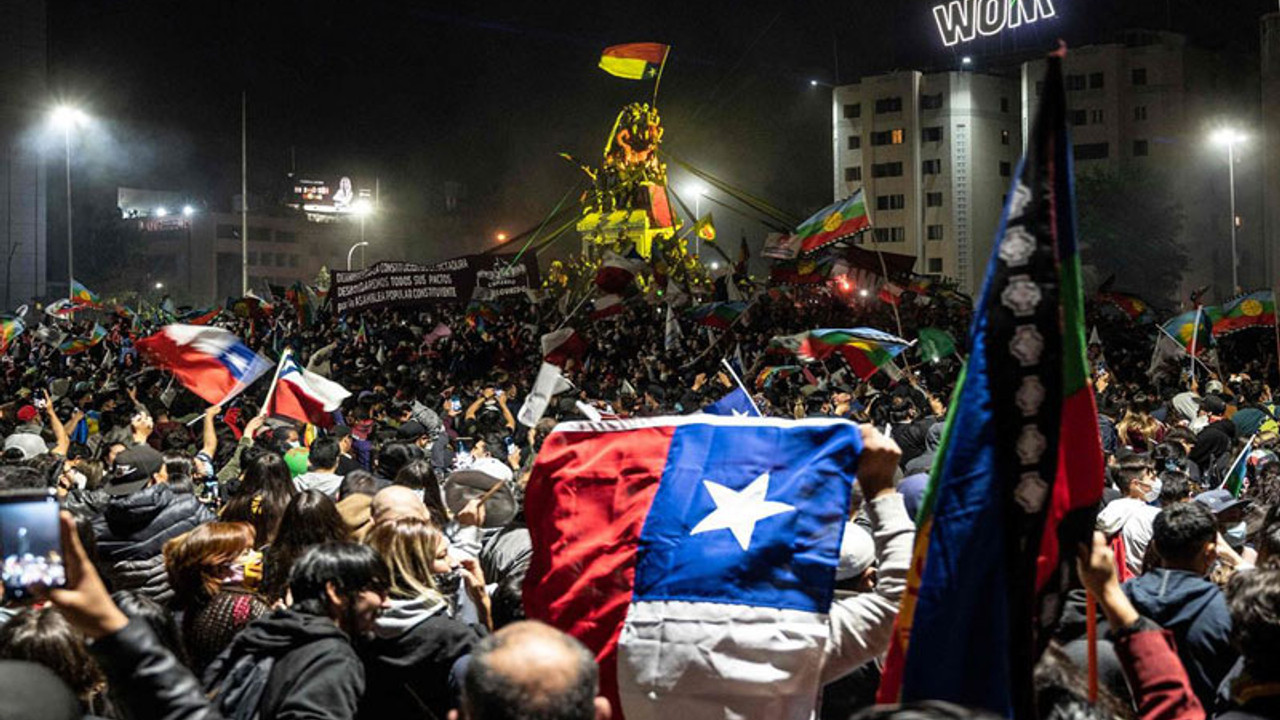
832;69;1023;293
834;30;1255;301
0;0;48;307
1022;30;1253;302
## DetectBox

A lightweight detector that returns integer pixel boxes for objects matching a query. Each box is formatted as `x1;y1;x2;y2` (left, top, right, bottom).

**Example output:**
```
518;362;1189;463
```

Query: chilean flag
137;325;272;405
267;351;351;427
524;416;861;720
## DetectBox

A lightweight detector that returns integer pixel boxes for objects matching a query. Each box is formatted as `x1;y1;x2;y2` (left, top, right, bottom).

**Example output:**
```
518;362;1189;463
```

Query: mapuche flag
599;43;669;80
792;189;870;254
524;416;861;719
770;328;910;380
1161;309;1212;355
1208;290;1276;337
877;52;1104;719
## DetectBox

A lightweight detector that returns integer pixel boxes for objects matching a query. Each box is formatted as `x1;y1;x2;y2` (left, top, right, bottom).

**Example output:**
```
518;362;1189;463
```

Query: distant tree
1075;167;1188;305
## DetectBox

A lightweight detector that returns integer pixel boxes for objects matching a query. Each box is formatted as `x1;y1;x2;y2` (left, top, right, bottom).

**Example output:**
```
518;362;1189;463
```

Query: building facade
0;0;48;307
130;203;375;305
1022;30;1254;302
834;30;1256;300
832;69;1023;293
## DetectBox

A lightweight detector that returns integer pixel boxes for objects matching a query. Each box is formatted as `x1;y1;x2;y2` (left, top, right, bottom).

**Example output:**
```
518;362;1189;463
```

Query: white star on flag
689;472;795;551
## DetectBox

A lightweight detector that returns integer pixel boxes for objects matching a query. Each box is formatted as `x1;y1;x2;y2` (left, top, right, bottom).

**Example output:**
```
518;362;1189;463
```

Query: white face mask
1224;521;1247;547
1143;477;1162;504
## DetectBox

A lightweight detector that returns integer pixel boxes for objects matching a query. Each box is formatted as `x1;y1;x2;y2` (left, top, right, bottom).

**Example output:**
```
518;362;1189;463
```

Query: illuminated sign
933;0;1057;47
287;176;374;217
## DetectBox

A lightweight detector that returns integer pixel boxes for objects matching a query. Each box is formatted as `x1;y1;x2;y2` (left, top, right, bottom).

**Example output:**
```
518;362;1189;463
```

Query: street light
155;207;168;217
182;205;194;217
685;181;709;255
1211;128;1247;292
352;199;373;269
347;241;370;271
961;56;973;66
496;231;508;243
50;105;88;299
154;282;164;290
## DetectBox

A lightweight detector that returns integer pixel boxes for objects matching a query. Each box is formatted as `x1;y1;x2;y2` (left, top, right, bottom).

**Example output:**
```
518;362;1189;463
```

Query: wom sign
933;0;1057;47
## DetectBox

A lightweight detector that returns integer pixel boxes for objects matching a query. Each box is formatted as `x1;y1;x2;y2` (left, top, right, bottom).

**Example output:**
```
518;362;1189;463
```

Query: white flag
517;362;575;427
665;306;683;351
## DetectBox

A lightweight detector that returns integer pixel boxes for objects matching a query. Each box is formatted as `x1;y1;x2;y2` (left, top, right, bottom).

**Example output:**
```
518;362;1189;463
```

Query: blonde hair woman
361;518;485;719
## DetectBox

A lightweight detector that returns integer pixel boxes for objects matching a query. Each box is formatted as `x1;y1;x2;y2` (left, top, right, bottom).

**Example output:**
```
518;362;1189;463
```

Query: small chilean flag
595;251;643;294
525;416;860;720
137;325;272;405
267;351;351;427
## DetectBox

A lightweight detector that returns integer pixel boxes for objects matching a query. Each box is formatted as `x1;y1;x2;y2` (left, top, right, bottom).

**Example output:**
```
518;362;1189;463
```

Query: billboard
286;175;375;216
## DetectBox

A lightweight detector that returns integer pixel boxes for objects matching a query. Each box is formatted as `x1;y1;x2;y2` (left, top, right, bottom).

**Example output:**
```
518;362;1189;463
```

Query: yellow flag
695;213;716;242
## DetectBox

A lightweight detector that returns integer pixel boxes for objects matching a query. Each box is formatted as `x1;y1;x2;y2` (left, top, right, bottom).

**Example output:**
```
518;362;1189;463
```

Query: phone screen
0;492;65;599
451;397;462;412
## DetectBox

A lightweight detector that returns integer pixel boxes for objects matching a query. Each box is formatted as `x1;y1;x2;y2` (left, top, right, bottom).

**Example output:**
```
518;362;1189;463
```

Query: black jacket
92;619;223;720
357;603;479;720
93;484;215;563
205;609;364;720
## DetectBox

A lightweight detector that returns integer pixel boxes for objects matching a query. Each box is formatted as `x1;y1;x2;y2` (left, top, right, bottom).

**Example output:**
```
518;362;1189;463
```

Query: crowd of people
0;271;1276;720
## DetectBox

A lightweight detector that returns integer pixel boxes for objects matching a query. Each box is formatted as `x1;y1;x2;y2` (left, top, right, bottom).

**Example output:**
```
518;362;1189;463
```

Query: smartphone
0;490;66;600
451;397;462;412
496;389;505;398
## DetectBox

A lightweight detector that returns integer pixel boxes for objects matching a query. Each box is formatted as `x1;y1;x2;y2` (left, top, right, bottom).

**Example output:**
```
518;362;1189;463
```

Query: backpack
208;652;276;720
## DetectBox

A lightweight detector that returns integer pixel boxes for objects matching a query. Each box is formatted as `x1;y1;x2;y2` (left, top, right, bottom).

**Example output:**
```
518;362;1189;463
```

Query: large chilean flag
524;416;862;720
137;325;272;405
266;351;351;427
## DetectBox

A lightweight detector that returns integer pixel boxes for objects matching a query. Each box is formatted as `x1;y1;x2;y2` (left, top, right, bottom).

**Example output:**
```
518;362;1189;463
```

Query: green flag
917;327;957;363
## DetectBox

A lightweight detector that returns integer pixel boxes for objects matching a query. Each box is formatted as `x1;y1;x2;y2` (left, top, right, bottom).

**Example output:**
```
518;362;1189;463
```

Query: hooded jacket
93;484;216;563
356;597;480;720
1190;420;1236;475
1123;568;1237;709
903;422;944;475
204;609;364;720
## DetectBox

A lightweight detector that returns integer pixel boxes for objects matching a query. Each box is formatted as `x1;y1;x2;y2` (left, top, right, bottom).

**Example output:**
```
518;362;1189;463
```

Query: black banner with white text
330;254;540;313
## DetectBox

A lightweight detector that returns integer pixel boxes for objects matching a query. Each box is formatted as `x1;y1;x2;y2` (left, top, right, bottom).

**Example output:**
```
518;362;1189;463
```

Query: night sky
44;0;1276;260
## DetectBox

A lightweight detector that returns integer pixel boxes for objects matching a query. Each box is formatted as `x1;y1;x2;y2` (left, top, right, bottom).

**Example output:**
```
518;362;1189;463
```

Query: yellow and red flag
599;43;668;80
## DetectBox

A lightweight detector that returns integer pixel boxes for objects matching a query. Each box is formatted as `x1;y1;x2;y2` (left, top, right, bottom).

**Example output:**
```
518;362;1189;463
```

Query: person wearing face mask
1195;489;1257;566
163;521;269;674
204;542;390;720
1122;502;1238;709
360;518;484;720
1096;454;1163;578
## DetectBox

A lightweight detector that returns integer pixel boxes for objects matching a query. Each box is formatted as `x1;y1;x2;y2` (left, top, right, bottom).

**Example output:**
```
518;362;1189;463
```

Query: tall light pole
353;199;373;269
685;181;708;256
1212;128;1247;292
50;106;87;299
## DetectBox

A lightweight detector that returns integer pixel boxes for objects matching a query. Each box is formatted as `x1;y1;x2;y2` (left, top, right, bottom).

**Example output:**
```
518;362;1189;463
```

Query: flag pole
1086;591;1099;702
721;357;763;416
1273;285;1280;387
651;45;671;106
1189;306;1201;386
1219;432;1257;493
258;348;291;417
555;289;597;332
